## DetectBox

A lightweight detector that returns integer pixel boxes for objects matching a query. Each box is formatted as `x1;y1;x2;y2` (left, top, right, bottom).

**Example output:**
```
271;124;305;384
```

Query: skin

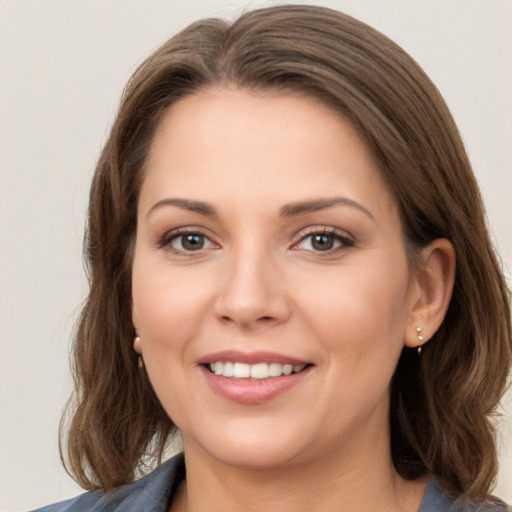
131;88;455;512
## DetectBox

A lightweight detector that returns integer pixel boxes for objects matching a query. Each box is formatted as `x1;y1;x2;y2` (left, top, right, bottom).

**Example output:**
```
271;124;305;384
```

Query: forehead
141;87;397;221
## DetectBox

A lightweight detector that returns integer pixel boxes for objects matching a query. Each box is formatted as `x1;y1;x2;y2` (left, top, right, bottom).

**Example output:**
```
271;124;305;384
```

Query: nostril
220;314;275;325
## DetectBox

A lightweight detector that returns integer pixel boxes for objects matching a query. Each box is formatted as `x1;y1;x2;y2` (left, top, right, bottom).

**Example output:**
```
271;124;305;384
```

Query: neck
171;428;428;512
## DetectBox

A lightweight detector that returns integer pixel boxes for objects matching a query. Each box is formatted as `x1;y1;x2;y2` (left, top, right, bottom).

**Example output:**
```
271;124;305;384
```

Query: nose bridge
215;237;289;326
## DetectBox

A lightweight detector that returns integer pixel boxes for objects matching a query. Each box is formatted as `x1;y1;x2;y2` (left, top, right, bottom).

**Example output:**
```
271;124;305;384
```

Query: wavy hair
61;4;511;501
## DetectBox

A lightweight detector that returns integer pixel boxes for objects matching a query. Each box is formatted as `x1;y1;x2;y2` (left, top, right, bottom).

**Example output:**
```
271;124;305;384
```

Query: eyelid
157;226;219;252
156;225;353;254
291;226;355;252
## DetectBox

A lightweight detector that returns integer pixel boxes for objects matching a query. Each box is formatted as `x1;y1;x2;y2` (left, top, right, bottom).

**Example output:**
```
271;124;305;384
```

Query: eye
294;229;353;253
161;230;217;253
173;233;208;251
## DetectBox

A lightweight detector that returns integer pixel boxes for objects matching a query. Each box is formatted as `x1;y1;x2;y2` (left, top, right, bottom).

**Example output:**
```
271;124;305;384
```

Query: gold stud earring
134;335;143;368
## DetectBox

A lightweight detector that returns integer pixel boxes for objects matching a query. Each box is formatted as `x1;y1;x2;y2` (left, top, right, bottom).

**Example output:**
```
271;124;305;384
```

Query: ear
405;238;456;348
133;335;142;355
131;300;142;354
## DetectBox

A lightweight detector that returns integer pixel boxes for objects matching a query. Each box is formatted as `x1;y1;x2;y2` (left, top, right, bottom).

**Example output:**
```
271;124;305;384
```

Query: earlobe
405;238;456;348
131;301;142;355
133;335;142;355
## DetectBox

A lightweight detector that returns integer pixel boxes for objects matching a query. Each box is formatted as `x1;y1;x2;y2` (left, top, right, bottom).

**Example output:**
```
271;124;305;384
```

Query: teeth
269;362;282;377
251;363;269;379
282;364;293;375
208;361;307;379
233;362;250;378
223;361;234;377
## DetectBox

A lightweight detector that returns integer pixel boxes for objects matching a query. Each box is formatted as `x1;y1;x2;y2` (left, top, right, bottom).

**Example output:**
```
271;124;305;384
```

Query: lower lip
201;366;312;404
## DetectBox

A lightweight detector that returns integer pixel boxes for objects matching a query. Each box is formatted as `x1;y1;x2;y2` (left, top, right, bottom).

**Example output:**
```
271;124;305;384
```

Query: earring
134;335;143;368
416;327;424;355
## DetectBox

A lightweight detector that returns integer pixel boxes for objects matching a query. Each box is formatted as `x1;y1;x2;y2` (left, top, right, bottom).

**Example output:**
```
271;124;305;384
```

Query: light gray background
1;1;511;510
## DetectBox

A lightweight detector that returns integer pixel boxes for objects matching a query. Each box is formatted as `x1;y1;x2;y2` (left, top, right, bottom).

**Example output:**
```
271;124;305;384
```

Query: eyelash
292;227;354;254
158;227;354;254
158;228;217;253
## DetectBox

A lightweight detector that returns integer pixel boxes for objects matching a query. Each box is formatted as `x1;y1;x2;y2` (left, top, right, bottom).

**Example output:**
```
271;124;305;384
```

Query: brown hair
61;4;511;501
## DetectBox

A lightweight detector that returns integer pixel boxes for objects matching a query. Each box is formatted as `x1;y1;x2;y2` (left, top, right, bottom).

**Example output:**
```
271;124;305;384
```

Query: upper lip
197;350;311;366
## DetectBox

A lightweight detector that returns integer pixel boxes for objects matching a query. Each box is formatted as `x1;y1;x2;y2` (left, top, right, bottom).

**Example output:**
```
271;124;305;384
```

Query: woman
34;5;511;511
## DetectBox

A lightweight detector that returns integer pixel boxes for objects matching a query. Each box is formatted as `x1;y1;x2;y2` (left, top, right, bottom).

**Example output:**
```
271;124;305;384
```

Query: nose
214;248;291;329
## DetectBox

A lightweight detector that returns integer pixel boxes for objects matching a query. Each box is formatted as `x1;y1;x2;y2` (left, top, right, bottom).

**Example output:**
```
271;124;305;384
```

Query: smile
200;352;313;404
208;361;307;379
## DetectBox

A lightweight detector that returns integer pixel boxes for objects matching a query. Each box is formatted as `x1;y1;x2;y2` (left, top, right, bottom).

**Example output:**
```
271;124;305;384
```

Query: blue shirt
31;454;510;511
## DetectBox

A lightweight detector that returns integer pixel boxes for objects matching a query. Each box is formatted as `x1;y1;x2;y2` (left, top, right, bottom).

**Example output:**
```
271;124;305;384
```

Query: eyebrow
280;197;375;221
147;198;217;218
146;196;374;221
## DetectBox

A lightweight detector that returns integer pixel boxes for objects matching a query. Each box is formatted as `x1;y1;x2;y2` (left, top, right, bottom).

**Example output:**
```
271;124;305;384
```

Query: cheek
295;259;411;428
131;261;212;418
297;258;411;362
131;260;212;356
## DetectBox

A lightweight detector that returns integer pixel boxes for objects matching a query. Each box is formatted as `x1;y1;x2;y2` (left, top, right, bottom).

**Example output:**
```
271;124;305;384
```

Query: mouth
199;352;314;404
206;361;310;379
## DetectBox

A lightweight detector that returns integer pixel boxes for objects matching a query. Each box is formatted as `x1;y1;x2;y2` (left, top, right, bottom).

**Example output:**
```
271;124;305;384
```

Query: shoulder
28;492;102;512
420;478;511;512
29;453;185;512
450;501;512;512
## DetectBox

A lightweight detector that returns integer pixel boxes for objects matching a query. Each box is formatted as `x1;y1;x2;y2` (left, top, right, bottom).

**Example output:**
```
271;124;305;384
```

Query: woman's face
132;88;420;470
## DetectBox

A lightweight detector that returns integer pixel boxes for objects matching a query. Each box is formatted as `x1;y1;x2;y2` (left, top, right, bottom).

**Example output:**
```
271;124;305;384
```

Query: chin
207;443;305;471
182;417;315;470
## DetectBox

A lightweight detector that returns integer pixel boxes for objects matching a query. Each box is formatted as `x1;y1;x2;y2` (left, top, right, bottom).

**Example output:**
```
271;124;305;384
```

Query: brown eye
170;233;212;251
310;234;335;251
294;230;354;253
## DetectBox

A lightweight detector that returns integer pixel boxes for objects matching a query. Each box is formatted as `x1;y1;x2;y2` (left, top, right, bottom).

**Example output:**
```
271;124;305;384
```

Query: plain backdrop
1;1;511;510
